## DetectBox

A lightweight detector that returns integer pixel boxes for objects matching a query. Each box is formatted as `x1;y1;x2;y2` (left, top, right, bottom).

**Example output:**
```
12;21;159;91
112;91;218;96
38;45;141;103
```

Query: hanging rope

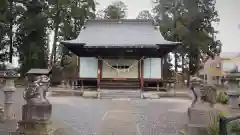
97;56;145;74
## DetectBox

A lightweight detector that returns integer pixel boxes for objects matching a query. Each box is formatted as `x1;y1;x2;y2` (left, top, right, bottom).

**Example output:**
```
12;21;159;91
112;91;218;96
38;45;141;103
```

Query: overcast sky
96;0;240;52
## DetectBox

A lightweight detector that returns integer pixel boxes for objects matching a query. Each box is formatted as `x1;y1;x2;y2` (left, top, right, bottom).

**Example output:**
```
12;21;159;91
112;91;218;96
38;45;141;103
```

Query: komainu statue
189;77;204;107
189;77;217;108
23;83;39;103
200;85;217;107
23;75;50;104
35;75;50;102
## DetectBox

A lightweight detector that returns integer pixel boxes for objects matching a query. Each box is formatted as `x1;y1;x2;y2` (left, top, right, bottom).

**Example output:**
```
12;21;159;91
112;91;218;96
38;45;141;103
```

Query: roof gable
61;19;178;47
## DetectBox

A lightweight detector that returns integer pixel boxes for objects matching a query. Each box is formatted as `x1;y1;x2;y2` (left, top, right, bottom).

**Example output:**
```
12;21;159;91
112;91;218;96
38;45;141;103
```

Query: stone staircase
99;90;141;99
99;80;140;89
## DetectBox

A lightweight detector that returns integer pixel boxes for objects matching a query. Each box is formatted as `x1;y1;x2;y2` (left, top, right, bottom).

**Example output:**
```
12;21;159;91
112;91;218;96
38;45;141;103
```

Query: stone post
71;81;75;90
3;79;15;120
0;106;3;122
168;83;175;96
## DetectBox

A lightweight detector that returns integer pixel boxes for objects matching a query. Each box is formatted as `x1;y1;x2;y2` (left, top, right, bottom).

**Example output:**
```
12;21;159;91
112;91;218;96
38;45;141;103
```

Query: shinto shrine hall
61;19;179;90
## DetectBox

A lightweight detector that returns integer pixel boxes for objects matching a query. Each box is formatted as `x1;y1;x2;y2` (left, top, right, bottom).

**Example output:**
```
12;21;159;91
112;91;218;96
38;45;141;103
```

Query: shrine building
61;19;179;90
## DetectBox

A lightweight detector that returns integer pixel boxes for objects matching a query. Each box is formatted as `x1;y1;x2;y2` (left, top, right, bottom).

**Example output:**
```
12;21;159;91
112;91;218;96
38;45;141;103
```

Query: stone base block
0;120;18;135
188;103;219;125
51;90;83;97
174;92;192;99
17;120;52;135
142;91;192;99
158;92;174;97
9;131;21;135
142;92;159;99
186;124;208;135
83;91;99;99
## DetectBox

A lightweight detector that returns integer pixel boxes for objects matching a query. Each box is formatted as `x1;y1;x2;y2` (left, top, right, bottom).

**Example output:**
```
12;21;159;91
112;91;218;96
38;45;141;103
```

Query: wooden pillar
81;80;84;91
77;56;80;88
97;59;102;90
160;56;163;90
161;55;166;87
77;56;80;78
140;58;144;90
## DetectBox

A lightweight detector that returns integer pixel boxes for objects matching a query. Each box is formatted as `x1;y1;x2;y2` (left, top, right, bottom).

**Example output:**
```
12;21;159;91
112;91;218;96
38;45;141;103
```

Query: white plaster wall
222;60;240;72
79;57;98;78
143;58;162;79
102;59;139;78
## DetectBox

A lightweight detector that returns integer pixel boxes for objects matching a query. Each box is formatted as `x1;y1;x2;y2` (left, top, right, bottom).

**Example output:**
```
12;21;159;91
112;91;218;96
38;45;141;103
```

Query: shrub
207;111;220;135
209;111;240;134
216;91;229;104
230;120;240;133
50;128;66;135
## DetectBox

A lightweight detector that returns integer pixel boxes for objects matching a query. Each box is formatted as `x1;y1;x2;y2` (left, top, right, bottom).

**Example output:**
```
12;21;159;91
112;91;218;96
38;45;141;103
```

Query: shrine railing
219;115;240;135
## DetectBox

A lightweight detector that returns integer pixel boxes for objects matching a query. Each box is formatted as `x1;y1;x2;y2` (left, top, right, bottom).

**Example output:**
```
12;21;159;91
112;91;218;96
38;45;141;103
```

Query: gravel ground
49;97;191;135
0;88;192;135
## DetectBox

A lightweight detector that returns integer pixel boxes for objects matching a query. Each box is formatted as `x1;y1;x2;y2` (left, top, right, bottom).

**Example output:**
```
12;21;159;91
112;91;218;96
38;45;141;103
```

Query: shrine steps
99;90;141;99
99;80;140;89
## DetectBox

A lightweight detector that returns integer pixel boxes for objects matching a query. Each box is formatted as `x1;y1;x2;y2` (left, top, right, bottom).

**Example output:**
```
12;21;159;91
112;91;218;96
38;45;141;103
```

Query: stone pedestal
12;103;52;135
187;103;219;135
22;103;52;121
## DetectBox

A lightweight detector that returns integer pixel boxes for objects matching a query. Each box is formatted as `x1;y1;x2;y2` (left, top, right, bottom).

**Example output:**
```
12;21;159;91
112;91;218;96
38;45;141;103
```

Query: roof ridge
86;19;154;23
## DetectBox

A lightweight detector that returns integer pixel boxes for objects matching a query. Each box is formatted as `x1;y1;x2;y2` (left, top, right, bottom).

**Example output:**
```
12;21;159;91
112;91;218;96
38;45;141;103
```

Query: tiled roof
220;52;240;59
61;19;179;47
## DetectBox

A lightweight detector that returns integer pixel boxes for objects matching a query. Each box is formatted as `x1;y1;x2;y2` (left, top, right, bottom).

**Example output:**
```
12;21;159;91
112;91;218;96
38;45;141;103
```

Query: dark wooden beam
65;46;176;58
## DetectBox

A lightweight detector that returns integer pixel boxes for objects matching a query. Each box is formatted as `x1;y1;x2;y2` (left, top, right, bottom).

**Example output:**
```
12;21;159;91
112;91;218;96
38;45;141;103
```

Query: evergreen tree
137;10;153;19
15;0;48;75
153;0;221;79
0;0;8;62
103;1;127;19
48;0;96;66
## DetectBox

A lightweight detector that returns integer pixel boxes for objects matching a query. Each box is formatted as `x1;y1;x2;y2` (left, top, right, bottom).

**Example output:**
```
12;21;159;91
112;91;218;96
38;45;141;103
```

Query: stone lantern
0;63;20;121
